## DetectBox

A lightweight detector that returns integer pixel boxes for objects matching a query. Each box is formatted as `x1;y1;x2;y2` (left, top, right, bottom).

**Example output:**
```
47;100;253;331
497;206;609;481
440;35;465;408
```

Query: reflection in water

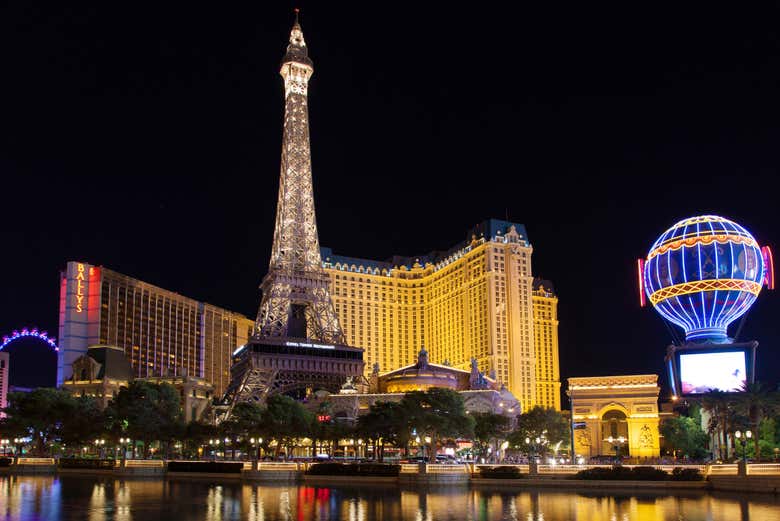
1;476;780;520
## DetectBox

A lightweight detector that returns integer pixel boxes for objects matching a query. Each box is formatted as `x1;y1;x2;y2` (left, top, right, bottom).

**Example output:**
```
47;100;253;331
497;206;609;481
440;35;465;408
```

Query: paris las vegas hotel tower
57;15;560;410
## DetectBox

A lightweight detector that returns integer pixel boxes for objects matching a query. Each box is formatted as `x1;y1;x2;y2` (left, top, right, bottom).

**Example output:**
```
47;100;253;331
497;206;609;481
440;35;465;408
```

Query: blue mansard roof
321;219;530;271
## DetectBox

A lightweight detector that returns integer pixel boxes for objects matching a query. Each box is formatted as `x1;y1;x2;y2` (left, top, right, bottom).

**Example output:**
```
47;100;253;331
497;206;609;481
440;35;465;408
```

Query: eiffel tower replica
221;13;363;416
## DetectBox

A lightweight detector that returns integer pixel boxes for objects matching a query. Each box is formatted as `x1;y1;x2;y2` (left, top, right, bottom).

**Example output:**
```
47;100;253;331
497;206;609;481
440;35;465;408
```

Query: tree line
0;383;570;461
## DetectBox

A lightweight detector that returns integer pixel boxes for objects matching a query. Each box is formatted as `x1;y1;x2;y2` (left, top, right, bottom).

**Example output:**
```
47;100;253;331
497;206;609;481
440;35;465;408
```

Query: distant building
0;352;8;417
62;345;215;422
567;375;661;459
58;261;254;396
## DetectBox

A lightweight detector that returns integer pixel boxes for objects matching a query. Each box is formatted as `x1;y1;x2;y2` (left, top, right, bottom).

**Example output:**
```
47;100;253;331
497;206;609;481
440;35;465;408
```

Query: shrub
167;461;244;473
0;457;12;468
477;466;524;479
670;467;703;481
306;463;400;476
58;458;116;470
574;466;669;481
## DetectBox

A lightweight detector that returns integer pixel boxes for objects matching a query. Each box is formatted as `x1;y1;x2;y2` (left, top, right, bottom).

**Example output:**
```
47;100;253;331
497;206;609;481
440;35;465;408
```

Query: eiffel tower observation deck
221;12;364;412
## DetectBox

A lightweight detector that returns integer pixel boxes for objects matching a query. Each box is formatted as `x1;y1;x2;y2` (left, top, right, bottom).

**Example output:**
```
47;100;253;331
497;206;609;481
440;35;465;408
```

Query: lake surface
1;475;779;521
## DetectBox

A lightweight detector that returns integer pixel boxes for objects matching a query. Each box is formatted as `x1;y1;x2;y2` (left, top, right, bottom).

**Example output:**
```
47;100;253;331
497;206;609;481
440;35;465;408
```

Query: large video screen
679;351;746;394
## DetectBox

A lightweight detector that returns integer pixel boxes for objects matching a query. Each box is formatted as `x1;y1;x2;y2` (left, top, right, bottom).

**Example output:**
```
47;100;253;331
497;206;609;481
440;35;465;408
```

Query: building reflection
2;477;780;520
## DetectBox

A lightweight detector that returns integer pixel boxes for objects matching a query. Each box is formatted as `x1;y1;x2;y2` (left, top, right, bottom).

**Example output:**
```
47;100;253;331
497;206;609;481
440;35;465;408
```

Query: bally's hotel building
59;219;560;409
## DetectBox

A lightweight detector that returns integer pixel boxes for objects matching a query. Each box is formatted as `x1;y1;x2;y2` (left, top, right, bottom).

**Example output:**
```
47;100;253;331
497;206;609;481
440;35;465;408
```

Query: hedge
59;458;116;470
670;467;704;481
167;461;244;473
477;466;524;479
0;457;12;467
574;466;702;481
306;463;400;476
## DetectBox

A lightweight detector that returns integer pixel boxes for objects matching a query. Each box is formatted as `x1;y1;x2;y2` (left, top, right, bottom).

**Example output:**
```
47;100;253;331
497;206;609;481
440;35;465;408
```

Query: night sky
2;3;780;397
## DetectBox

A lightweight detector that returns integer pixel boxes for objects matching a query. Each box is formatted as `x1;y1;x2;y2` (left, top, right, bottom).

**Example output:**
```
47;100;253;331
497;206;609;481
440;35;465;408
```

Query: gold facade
533;281;560;410
322;223;559;409
567;374;661;459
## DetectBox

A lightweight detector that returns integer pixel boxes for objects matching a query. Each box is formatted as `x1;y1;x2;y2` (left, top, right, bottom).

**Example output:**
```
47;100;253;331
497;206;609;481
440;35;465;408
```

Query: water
1;475;779;521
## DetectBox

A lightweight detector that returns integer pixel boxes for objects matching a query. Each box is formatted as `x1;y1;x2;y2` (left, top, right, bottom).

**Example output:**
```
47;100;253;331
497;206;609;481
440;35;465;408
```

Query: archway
601;409;629;457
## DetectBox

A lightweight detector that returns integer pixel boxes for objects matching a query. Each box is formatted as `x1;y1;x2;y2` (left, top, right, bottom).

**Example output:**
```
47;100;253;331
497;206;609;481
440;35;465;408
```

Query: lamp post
774;447;779;463
119;438;129;464
13;438;24;457
606;436;627;461
734;430;752;465
94;438;105;458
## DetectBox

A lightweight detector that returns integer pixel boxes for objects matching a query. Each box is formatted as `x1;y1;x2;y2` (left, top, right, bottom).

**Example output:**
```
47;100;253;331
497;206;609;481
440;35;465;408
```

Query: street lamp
734;430;752;464
606;436;627;459
13;438;24;457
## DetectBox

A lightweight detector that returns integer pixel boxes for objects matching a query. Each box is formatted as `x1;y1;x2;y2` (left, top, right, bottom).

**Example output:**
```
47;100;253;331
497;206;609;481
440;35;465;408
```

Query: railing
14;458;55;466
425;464;468;474
708;464;738;476
746;463;780;476
124;459;165;468
258;462;302;471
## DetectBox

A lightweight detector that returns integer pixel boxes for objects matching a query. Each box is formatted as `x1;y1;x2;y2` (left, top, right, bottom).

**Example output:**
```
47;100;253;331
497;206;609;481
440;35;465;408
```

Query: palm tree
738;382;779;461
701;390;735;460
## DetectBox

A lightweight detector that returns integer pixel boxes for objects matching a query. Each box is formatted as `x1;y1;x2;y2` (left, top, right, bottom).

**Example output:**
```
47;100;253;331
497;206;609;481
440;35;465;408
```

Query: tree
659;415;708;459
400;388;475;463
508;406;569;456
219;402;264;460
737;382;779;461
0;388;76;455
357;400;408;461
261;394;314;459
472;412;510;463
106;381;183;458
701;390;739;460
59;396;107;453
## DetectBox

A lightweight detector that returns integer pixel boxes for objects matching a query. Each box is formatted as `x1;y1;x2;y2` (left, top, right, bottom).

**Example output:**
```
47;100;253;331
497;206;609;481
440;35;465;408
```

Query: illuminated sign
317;415;331;422
75;263;86;313
285;341;335;349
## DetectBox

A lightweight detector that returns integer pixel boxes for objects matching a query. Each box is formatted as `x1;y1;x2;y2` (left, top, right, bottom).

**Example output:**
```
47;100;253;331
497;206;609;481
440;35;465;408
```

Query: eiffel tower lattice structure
220;13;364;418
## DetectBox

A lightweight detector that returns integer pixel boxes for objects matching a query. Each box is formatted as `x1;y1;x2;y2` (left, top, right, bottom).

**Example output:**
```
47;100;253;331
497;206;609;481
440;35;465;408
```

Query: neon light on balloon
643;215;772;343
0;328;59;352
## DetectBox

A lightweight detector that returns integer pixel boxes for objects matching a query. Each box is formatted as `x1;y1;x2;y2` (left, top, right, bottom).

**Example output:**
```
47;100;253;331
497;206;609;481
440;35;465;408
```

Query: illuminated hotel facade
532;279;560;410
321;219;561;410
58;261;254;396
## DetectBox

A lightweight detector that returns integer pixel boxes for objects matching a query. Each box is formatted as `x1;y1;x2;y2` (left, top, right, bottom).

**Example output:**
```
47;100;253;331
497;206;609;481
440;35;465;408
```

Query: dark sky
2;2;780;395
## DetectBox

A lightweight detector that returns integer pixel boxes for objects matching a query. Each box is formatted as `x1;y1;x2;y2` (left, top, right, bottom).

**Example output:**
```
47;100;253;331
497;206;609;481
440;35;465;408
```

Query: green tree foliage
659;415;708;459
508;406;569;455
356;401;409;461
219;402;264;460
701;390;741;460
737;382;779;461
59;396;107;451
0;388;76;455
471;412;510;462
106;381;183;457
400;388;475;462
261;394;314;459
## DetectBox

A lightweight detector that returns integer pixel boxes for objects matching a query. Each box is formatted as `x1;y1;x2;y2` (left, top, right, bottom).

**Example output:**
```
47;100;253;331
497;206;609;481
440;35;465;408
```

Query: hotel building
321;219;561;410
58;222;560;410
58;261;254;396
533;279;560;410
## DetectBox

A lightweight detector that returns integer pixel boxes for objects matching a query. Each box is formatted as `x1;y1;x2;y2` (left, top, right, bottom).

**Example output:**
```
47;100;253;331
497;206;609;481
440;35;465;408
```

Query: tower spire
253;14;346;345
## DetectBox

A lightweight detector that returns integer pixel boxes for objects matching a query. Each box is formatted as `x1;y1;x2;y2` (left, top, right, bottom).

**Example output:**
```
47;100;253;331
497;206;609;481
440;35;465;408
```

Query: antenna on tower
293;7;300;24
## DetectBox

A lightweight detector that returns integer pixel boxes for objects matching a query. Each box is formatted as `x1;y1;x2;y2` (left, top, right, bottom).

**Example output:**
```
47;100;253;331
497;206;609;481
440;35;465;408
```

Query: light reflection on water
1;476;779;521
